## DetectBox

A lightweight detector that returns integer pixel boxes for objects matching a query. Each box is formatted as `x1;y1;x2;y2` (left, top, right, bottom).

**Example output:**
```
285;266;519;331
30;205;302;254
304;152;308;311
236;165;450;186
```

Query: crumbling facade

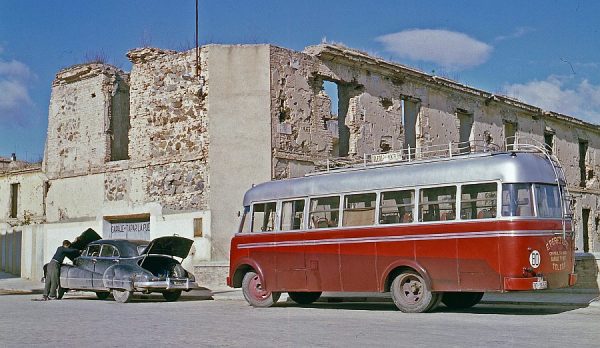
1;43;599;288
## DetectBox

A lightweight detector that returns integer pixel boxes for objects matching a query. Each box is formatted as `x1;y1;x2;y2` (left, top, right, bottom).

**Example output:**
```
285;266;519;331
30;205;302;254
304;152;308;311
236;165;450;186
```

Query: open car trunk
139;255;188;278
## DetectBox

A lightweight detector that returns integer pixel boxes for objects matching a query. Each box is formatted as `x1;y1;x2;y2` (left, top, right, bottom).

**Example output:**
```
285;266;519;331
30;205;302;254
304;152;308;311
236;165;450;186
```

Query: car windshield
137;245;149;255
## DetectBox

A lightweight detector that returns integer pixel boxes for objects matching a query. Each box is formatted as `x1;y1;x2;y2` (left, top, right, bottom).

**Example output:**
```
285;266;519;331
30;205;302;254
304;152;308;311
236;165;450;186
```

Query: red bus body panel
228;219;575;293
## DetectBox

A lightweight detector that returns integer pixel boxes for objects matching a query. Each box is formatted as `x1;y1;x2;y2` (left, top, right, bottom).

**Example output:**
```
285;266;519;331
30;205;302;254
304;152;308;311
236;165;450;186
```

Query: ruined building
1;44;599;288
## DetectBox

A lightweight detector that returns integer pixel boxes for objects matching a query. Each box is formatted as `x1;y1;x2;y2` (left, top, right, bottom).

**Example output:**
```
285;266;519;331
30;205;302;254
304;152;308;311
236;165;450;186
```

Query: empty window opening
402;99;419;158
42;181;50;216
457;110;473;154
582;208;590;252
579;140;588;187
504;121;517;150
193;218;203;237
544;131;555;155
10;183;19;218
109;76;130;161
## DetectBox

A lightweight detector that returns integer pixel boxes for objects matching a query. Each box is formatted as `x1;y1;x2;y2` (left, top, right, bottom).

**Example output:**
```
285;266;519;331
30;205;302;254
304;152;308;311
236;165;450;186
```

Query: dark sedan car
57;235;198;303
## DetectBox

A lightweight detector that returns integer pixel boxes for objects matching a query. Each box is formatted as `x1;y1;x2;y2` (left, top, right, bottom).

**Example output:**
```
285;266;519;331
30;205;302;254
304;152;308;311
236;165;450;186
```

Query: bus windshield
534;184;562;218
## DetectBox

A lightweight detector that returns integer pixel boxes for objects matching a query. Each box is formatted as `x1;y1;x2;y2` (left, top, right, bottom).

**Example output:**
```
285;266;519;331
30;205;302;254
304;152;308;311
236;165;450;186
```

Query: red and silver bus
227;139;577;312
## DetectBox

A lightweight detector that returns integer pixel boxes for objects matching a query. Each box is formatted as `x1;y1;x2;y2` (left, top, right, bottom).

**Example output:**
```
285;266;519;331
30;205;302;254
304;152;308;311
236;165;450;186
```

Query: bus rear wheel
390;270;437;313
242;271;281;308
441;292;484;309
288;291;322;305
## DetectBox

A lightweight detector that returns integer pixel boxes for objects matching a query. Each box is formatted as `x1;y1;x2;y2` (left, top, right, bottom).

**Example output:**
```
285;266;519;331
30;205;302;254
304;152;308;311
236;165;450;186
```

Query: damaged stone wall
269;46;406;179
45;64;129;178
126;47;209;212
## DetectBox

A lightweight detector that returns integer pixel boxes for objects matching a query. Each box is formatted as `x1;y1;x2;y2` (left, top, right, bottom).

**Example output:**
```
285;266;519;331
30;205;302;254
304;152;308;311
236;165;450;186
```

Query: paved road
1;292;599;348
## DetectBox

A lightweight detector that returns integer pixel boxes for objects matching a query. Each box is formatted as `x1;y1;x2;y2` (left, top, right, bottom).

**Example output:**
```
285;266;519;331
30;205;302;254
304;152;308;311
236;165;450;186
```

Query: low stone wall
193;262;229;289
574;253;600;290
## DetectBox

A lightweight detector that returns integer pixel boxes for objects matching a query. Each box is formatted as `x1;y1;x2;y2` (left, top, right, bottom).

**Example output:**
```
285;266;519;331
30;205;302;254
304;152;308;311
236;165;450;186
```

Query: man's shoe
48;296;57;300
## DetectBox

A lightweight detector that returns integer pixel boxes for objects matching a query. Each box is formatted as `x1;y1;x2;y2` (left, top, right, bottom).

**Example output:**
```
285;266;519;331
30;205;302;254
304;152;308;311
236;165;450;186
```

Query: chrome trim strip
237;230;562;249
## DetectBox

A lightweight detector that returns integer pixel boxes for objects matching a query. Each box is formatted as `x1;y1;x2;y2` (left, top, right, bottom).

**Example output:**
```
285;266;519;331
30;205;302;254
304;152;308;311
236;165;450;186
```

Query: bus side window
281;199;305;231
501;184;534;217
380;190;415;224
252;202;277;232
460;183;497;219
343;193;376;227
309;196;340;229
419;186;456;222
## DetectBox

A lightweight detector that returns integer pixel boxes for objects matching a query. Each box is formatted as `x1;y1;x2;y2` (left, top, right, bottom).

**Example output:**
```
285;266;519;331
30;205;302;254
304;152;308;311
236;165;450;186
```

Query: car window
87;244;101;257
100;245;119;258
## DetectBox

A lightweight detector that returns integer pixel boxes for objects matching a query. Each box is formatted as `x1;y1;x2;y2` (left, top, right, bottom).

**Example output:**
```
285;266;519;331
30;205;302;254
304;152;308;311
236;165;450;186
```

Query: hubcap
250;275;269;299
401;277;423;303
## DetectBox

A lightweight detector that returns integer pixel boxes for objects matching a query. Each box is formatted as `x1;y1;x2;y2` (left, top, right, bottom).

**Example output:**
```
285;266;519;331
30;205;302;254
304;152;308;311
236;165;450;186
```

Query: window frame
279;198;308;232
342;192;377;227
250;201;278;233
308;195;341;230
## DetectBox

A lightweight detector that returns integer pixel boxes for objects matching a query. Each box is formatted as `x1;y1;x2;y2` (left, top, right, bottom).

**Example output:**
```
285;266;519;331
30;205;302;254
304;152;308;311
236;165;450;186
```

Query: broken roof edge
54;63;128;86
305;43;600;133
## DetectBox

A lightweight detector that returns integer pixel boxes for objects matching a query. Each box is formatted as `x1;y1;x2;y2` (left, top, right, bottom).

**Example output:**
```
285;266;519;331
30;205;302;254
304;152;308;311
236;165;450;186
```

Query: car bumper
135;278;198;291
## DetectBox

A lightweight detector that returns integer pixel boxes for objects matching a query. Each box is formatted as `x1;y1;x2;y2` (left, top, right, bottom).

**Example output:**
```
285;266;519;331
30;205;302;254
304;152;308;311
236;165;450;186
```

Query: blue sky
1;0;599;160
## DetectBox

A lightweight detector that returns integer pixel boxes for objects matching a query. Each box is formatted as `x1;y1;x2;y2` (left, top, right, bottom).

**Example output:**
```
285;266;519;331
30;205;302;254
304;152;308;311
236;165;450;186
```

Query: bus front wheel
242;271;281;308
390;270;438;313
288;291;322;305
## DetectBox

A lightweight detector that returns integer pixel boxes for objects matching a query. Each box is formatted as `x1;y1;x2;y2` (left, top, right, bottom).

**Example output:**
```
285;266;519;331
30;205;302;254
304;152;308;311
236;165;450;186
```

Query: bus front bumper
504;273;577;290
504;276;548;290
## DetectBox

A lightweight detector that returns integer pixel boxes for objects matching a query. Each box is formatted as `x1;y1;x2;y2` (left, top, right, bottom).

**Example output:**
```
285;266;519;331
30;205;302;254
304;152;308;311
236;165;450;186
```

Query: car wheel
112;289;133;303
390;270;436;313
242;271;281;308
441;292;484;309
57;287;67;299
162;290;182;302
96;291;110;300
288;292;322;305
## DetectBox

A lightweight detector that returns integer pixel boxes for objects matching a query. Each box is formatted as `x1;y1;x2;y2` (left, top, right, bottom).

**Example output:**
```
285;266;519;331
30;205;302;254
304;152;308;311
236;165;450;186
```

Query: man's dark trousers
44;260;60;298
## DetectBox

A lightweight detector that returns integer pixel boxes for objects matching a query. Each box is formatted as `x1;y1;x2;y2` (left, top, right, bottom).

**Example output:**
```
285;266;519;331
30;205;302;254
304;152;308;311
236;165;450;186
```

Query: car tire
288;292;322;305
57;287;67;300
112;289;133;303
162;290;182;302
390;270;436;313
242;271;280;308
96;291;110;300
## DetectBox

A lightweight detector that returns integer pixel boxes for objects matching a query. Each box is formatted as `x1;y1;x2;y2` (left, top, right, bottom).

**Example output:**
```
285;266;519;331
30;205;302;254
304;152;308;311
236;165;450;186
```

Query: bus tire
441;292;484;309
242;271;280;308
390;270;436;313
288;291;322;305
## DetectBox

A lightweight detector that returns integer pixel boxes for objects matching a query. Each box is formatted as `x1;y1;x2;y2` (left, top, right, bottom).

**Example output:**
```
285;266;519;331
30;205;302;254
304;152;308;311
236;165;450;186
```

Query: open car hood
71;228;102;250
142;236;193;258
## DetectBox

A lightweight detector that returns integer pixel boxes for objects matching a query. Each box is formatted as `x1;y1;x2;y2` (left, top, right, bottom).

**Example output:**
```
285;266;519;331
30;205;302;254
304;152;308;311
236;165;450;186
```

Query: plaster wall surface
207;45;273;260
0;169;45;222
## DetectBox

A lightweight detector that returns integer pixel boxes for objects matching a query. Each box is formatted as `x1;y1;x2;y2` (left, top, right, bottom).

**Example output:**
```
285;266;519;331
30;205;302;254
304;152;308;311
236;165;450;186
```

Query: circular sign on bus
529;250;541;269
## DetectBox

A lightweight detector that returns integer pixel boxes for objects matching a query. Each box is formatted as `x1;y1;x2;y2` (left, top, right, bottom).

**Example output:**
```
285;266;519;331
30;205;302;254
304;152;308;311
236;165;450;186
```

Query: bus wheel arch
383;262;432;293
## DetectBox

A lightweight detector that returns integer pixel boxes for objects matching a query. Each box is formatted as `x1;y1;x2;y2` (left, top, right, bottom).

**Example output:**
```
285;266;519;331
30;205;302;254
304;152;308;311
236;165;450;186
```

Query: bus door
304;196;342;291
275;199;308;290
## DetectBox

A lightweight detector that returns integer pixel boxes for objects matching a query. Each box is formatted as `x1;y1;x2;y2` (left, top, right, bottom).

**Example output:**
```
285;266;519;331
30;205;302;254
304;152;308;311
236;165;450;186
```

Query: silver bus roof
243;151;559;205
